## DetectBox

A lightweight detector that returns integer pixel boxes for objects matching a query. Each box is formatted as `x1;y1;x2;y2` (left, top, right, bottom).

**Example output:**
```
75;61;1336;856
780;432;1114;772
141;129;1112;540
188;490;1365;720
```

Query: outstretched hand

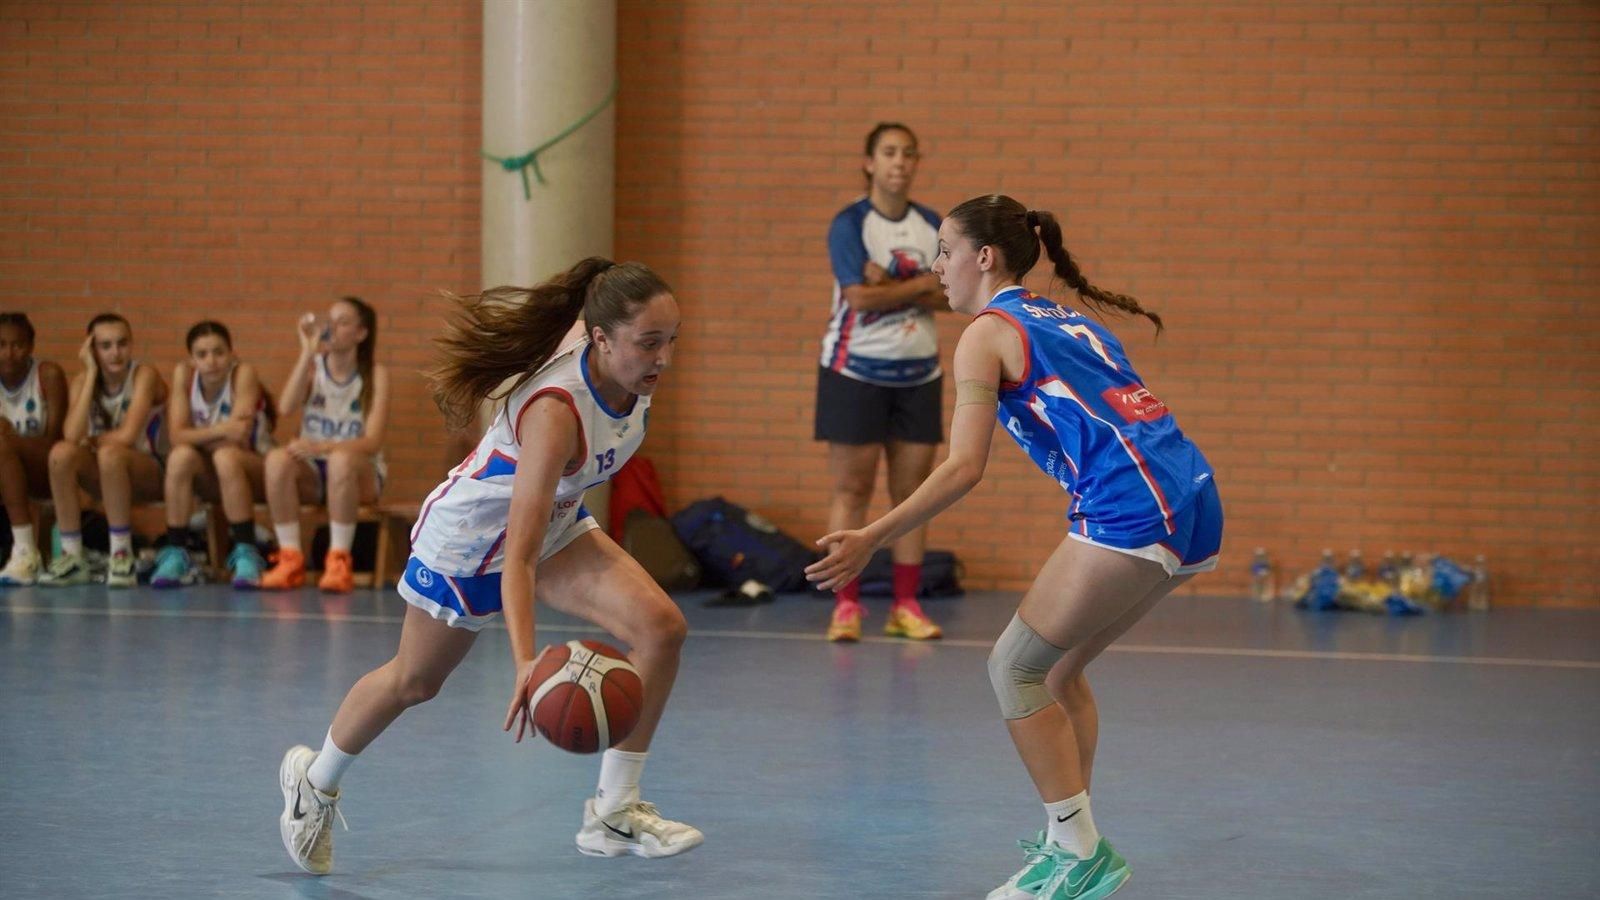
806;528;878;592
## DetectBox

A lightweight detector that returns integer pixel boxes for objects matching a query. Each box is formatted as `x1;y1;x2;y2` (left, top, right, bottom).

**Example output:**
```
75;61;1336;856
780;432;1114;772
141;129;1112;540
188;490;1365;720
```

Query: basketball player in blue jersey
40;314;169;589
276;259;702;876
816;122;949;642
0;313;67;586
809;195;1223;900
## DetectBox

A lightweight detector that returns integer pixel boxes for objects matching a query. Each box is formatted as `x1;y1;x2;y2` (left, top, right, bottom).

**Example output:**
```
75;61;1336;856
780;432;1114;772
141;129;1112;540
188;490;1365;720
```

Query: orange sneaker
259;547;306;591
317;548;354;593
884;601;942;640
826;601;863;642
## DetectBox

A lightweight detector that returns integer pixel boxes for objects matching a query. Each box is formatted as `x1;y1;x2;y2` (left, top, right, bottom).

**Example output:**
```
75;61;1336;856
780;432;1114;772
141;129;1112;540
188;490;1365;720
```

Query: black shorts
814;366;943;445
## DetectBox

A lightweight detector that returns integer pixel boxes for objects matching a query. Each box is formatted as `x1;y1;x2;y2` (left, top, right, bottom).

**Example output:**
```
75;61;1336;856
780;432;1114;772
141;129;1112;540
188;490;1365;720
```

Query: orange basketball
528;639;644;754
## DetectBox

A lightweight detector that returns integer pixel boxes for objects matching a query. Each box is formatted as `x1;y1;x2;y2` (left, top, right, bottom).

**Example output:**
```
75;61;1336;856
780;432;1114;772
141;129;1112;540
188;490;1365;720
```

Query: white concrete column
481;0;616;290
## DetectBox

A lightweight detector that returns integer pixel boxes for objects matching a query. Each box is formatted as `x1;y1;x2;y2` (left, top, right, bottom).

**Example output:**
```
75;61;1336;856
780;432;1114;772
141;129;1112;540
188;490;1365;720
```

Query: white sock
329;521;356;553
11;524;35;555
306;730;357;794
594;748;648;815
60;530;83;557
274;522;302;554
1045;791;1101;858
109;528;132;556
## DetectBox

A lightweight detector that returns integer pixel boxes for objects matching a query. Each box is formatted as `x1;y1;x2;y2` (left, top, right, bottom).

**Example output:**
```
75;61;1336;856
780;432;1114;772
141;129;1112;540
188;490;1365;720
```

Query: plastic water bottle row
1250;548;1491;614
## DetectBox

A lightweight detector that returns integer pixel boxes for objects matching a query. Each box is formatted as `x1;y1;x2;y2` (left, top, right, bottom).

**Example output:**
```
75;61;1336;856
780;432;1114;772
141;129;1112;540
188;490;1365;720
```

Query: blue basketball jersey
981;287;1214;545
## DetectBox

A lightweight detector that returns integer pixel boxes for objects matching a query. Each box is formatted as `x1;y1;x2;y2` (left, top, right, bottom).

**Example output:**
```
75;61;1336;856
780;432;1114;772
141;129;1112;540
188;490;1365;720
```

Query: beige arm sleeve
955;378;1000;410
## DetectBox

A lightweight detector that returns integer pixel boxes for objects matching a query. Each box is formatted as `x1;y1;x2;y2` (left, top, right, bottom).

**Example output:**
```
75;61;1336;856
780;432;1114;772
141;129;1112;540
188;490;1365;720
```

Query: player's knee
94;441;127;470
47;440;76;473
166;444;200;474
832;476;874;509
987;615;1066;720
326;446;367;476
652;604;689;651
210;443;243;473
394;671;444;708
636;596;688;652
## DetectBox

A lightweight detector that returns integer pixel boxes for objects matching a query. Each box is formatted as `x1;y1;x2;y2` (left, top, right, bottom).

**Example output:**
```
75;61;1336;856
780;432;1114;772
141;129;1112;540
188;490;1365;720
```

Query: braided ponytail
1030;210;1163;334
947;195;1163;334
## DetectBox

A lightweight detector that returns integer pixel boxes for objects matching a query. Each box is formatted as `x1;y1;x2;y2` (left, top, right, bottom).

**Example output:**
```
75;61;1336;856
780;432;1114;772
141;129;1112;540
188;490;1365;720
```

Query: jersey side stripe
1044;376;1176;533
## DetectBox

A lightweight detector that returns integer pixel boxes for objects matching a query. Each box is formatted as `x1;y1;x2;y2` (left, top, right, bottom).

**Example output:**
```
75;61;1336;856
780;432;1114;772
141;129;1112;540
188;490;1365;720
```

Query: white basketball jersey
300;355;366;442
89;362;165;455
189;365;273;452
0;359;46;437
410;340;650;576
300;354;384;476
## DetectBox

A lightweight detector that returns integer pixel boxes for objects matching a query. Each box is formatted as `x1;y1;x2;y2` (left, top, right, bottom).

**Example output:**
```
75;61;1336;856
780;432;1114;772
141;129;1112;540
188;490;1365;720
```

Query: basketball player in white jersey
151;320;277;588
259;296;388;593
39;313;168;588
276;259;701;876
0;313;68;586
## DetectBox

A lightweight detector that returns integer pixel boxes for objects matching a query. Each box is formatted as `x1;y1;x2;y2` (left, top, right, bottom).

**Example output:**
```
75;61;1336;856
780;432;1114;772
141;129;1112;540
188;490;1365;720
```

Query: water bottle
1249;547;1275;603
1306;549;1341;610
1468;555;1491;611
1344;549;1365;582
1377;550;1398;585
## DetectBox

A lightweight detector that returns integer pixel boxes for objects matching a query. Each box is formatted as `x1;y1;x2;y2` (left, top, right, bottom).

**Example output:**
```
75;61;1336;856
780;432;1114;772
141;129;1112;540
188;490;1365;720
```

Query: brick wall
0;0;482;504
4;2;1595;604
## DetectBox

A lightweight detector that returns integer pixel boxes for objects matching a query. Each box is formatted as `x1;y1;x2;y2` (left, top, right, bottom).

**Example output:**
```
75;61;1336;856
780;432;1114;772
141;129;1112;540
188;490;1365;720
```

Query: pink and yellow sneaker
884;600;942;640
826;601;864;642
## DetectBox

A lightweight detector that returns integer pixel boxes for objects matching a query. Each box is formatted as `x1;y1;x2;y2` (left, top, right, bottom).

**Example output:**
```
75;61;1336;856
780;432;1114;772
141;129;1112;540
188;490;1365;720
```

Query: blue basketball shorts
1068;478;1224;577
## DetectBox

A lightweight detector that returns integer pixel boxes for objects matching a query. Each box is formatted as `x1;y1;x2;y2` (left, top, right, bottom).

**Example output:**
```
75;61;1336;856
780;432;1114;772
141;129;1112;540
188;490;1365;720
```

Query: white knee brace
987;614;1066;720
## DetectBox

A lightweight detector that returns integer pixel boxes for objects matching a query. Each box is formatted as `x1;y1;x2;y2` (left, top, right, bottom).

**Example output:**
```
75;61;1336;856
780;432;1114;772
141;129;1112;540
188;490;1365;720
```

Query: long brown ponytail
429;257;671;430
333;296;378;418
947;194;1163;334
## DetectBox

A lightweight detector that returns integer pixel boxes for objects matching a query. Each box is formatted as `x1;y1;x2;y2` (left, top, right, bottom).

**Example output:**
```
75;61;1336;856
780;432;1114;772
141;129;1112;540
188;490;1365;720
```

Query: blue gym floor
2;584;1596;899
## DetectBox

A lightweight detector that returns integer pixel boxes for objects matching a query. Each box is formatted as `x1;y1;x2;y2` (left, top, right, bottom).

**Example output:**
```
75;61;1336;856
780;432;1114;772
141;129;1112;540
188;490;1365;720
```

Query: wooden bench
30;498;420;589
204;502;420;589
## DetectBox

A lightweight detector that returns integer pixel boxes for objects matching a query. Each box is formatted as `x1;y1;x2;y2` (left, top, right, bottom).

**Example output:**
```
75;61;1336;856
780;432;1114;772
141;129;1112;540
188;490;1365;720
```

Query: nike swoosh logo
1064;855;1107;896
603;821;635;840
1056;809;1081;823
290;784;306;821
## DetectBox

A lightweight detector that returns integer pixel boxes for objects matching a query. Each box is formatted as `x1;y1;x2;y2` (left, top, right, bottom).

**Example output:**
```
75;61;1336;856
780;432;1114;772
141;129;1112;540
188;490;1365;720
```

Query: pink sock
892;563;921;609
835;577;861;608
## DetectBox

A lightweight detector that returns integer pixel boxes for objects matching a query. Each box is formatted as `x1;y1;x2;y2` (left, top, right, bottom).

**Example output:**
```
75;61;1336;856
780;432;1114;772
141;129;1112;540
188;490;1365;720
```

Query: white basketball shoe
575;798;703;858
277;744;345;875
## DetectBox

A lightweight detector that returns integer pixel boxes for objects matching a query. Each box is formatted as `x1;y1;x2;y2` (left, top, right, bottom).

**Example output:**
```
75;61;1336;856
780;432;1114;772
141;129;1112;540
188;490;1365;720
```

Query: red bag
607;456;668;540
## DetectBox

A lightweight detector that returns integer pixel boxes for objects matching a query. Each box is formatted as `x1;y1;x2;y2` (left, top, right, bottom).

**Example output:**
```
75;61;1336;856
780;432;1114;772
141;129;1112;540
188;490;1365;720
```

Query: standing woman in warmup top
816;121;949;642
0;313;68;585
277;258;701;877
259;296;388;593
150;320;277;588
39;313;169;588
809;195;1223;900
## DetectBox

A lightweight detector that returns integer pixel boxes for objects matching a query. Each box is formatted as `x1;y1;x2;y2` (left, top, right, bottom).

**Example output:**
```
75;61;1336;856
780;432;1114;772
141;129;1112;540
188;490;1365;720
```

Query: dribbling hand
806;528;877;592
502;652;544;744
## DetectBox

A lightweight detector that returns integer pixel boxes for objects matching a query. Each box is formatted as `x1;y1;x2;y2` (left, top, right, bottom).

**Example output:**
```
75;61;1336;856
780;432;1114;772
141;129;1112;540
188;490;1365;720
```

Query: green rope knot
482;77;618;200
